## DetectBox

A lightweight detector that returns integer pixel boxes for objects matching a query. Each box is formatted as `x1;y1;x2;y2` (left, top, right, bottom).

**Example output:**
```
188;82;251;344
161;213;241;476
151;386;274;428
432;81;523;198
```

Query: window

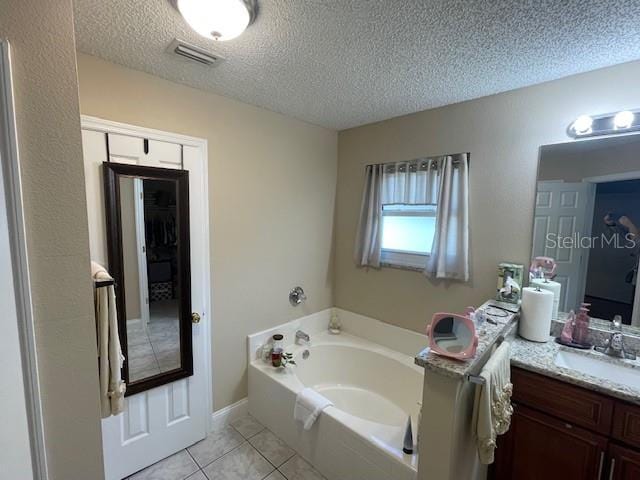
381;204;436;268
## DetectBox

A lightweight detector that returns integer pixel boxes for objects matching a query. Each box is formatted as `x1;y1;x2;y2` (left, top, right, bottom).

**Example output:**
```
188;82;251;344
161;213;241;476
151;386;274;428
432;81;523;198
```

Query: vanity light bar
568;109;640;138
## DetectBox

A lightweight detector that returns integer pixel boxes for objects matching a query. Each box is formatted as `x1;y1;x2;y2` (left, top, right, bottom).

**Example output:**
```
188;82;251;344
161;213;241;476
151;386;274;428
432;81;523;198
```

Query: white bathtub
248;309;426;480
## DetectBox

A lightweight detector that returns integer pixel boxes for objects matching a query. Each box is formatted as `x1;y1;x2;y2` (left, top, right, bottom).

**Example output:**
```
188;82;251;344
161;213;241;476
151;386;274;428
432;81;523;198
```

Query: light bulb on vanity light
614;110;635;130
572;115;593;135
177;0;256;41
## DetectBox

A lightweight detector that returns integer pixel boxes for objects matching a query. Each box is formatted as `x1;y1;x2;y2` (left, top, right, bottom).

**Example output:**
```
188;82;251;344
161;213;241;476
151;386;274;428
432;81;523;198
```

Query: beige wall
0;1;104;479
77;53;338;410
335;60;640;333
538;135;640;182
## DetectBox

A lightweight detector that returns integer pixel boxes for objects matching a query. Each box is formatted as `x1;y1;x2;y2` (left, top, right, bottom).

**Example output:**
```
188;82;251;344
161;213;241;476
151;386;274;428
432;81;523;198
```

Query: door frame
133;178;150;327
81;115;214;431
0;40;49;479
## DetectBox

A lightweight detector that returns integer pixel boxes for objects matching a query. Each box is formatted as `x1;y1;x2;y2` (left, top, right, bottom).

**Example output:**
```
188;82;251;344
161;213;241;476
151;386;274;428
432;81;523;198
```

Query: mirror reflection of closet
105;163;192;395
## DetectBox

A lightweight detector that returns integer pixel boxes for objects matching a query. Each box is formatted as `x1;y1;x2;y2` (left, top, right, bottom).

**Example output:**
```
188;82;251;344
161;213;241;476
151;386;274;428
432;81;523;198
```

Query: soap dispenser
572;303;591;346
560;310;576;344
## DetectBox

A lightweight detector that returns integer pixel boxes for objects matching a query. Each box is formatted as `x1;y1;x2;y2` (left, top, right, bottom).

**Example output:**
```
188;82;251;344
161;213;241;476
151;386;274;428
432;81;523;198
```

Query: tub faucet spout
296;330;310;345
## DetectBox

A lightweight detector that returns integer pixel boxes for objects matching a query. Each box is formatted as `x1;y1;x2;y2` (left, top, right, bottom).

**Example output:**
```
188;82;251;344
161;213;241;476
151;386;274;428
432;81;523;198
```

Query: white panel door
107;133;182;169
84;130;208;480
533;181;595;312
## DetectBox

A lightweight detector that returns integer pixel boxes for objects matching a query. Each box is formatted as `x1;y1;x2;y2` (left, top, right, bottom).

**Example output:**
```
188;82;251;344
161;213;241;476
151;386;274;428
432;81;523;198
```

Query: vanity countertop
509;332;640;406
414;300;518;379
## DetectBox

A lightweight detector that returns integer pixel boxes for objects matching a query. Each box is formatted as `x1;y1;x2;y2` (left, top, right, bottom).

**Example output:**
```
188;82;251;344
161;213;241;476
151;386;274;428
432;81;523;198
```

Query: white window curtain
425;154;470;281
381;159;439;205
354;153;469;281
354;164;384;267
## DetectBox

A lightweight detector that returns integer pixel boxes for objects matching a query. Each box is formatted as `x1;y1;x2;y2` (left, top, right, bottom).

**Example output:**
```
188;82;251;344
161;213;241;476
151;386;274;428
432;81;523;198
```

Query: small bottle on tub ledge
328;311;342;334
271;334;284;367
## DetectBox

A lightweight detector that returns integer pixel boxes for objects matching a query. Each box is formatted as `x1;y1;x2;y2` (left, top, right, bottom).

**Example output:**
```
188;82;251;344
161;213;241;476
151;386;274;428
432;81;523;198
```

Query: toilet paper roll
531;278;562;320
520;287;554;342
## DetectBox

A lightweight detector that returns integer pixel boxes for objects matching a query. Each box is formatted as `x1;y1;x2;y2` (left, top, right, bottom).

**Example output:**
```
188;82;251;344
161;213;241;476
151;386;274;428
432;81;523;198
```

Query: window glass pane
382;215;435;254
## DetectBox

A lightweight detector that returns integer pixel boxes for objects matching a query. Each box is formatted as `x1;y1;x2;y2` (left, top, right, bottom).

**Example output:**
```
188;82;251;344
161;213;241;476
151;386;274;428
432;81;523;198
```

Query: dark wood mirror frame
103;162;193;396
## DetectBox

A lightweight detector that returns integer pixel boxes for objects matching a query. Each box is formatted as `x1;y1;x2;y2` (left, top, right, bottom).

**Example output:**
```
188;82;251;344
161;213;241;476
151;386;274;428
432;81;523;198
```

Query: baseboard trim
126;317;143;329
210;398;248;432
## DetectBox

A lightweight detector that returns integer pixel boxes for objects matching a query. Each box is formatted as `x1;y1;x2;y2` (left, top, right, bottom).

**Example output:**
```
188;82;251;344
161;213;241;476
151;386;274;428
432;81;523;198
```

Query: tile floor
127;300;181;381
127;414;327;480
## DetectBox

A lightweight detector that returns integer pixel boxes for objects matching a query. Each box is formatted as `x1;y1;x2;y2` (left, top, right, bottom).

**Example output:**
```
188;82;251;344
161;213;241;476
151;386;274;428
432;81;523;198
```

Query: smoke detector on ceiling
167;39;225;66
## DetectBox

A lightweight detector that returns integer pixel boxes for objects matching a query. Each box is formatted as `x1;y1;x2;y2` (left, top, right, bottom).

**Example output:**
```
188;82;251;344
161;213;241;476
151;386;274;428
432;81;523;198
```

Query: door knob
192;312;201;324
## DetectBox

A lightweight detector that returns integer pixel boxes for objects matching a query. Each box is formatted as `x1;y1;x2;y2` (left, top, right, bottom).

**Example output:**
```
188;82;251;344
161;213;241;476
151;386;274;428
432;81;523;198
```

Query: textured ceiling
74;0;640;130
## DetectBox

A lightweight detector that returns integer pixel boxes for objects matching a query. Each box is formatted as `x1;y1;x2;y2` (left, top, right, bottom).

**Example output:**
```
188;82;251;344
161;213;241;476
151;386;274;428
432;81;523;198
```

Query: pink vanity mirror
426;310;478;360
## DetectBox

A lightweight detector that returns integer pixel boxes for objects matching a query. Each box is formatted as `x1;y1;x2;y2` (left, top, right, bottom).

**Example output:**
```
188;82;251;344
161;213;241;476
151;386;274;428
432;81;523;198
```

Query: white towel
294;387;333;430
92;261;126;417
474;341;513;465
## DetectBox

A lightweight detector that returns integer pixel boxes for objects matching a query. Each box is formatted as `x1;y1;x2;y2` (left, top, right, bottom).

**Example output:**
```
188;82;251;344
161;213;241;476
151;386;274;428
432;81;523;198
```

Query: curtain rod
365;152;470;168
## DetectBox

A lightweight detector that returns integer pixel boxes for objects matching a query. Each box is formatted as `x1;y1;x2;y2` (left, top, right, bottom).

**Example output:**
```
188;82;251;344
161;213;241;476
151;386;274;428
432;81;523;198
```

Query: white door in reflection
533;181;595;312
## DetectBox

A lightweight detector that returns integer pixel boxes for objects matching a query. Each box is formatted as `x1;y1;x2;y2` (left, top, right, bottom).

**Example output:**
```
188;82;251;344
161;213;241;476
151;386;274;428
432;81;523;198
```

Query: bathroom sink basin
554;350;640;390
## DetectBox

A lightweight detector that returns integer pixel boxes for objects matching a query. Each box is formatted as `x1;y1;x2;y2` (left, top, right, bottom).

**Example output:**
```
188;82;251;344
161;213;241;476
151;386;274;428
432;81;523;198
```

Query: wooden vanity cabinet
492;367;640;480
612;402;640;448
493;403;608;479
608;443;640;479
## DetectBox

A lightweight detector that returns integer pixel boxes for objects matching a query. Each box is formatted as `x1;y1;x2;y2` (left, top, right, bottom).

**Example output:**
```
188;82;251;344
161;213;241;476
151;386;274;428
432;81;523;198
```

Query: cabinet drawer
512;367;614;435
613;402;640;449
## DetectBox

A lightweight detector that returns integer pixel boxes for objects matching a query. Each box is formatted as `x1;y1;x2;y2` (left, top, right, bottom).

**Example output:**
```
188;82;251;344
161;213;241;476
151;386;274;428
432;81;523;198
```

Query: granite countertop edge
415;303;640;406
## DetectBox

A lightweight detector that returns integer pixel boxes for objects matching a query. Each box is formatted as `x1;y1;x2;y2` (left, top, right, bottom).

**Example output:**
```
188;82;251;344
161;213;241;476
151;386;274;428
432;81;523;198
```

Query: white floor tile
187;426;245;467
230;414;264;439
203;443;274;480
249;429;295;467
129;450;199;480
279;455;326;480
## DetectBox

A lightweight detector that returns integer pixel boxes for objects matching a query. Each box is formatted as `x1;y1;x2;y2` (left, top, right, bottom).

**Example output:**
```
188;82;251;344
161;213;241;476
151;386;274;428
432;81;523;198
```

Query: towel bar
466;374;486;385
465;334;506;385
94;279;115;288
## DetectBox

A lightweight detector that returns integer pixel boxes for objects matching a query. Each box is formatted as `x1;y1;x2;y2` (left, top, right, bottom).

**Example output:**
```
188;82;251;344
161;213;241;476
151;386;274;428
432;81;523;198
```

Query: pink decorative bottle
560;310;576;344
572;304;591;345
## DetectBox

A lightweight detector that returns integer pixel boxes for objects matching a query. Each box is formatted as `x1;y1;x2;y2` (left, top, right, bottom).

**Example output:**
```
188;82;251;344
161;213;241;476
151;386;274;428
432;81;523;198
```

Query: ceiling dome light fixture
176;0;258;41
613;110;635;130
572;115;593;136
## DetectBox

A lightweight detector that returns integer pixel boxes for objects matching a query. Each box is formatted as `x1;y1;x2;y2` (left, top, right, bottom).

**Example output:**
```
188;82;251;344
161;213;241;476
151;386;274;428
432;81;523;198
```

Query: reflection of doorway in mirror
584;179;640;325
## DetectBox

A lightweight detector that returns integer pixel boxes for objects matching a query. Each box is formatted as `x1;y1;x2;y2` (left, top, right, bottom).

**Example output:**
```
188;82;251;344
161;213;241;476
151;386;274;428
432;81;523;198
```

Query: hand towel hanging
92;261;126;417
474;341;513;464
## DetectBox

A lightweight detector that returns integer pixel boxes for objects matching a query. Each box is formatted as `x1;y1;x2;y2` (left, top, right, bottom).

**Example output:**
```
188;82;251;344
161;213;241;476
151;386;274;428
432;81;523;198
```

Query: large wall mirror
532;135;640;332
104;162;192;395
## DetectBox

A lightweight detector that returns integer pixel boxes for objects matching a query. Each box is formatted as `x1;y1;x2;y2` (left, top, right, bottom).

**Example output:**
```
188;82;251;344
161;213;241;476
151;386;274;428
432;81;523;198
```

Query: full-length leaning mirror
104;162;192;395
532;135;640;332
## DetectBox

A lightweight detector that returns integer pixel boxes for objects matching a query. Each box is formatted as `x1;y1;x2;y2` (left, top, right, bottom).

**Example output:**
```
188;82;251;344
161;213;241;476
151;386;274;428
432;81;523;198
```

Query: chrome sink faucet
594;316;636;360
295;330;310;345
